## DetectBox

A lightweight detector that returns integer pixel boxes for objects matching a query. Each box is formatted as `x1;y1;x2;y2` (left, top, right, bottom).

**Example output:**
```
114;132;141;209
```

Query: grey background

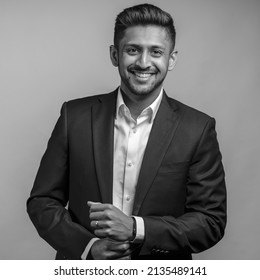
1;0;259;259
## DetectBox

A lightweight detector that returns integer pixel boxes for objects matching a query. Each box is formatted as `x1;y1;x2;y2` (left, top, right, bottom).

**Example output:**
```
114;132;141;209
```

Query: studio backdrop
0;0;259;259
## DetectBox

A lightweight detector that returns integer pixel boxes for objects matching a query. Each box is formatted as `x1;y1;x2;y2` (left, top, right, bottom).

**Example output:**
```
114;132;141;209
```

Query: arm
140;118;227;255
27;103;94;259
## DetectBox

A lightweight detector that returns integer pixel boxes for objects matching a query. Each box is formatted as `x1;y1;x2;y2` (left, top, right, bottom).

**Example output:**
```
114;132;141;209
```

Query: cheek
156;59;169;73
120;54;135;67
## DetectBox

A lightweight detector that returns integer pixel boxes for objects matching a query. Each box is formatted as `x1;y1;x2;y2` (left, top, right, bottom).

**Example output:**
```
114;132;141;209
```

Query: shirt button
126;196;131;201
133;128;137;133
127;162;133;167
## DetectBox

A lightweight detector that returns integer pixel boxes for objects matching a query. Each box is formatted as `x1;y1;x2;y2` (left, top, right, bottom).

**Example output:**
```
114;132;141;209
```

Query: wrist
130;217;136;241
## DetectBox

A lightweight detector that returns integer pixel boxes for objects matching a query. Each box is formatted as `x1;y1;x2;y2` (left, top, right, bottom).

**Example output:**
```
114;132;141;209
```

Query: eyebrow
124;43;166;50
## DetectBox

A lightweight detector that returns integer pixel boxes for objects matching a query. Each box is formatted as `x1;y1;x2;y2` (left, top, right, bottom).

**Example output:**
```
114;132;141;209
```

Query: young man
27;4;226;260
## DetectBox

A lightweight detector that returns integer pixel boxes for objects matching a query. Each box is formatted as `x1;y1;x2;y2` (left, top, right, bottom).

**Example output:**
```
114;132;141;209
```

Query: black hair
114;3;176;50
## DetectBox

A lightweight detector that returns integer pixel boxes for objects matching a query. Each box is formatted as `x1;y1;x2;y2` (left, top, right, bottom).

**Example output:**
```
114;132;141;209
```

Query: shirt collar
116;87;163;123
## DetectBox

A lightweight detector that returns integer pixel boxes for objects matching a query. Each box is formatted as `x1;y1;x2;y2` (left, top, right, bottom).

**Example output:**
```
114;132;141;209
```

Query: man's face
110;25;176;98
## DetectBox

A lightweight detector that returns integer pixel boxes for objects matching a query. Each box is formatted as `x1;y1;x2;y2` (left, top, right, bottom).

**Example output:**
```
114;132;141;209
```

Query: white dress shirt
81;87;163;259
113;88;163;240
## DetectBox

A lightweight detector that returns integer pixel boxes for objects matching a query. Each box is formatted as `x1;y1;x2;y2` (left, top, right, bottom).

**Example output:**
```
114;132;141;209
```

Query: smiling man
27;4;226;260
110;24;176;120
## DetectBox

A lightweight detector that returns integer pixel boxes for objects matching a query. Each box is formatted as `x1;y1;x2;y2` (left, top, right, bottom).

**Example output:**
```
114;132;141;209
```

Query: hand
88;201;133;241
90;238;132;260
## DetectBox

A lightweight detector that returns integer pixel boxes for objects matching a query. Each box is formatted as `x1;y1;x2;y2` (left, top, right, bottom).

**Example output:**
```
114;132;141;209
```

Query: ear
110;45;119;67
168;50;178;71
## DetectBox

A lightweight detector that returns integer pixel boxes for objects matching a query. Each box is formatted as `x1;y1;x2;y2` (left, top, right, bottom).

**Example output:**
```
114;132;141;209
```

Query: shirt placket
122;117;138;215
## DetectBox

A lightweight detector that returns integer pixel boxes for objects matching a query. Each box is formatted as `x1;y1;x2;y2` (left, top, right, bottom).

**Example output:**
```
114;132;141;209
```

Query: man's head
110;4;177;99
114;3;176;52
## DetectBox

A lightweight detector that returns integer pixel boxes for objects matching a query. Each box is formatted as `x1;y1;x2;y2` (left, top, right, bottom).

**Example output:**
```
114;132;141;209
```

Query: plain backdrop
0;0;259;259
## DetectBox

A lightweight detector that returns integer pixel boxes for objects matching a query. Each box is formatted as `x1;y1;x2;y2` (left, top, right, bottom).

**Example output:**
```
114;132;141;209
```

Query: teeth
134;73;152;78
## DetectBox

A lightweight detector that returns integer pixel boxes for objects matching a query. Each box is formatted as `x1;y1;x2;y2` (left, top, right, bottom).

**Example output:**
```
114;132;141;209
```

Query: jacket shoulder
167;96;213;125
67;91;115;107
63;90;117;115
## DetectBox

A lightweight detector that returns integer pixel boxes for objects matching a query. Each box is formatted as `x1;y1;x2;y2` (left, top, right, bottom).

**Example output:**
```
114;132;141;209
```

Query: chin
130;84;161;97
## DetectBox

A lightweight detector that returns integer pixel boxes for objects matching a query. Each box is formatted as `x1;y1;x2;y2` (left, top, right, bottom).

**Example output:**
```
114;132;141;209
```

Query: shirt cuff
131;216;145;243
81;238;99;260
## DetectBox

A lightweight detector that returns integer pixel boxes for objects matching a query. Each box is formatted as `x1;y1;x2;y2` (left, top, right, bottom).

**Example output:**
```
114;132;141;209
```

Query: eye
151;49;163;57
126;47;138;55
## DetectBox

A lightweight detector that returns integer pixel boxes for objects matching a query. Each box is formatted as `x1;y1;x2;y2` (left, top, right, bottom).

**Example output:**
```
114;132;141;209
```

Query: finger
89;209;117;221
94;228;111;238
91;239;130;260
88;202;114;212
107;241;130;252
110;246;134;259
90;220;111;229
87;201;101;212
89;211;105;221
118;248;134;259
90;220;100;229
116;249;133;258
87;201;101;206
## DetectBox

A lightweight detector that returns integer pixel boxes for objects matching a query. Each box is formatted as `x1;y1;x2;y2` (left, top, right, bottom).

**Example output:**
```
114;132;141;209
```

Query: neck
120;87;162;120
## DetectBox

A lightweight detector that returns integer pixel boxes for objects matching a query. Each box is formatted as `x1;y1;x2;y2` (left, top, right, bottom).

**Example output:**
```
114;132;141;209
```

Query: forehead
119;25;171;49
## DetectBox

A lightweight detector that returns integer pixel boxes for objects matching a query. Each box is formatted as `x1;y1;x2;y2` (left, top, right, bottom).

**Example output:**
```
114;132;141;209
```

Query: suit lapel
132;93;180;215
92;90;117;204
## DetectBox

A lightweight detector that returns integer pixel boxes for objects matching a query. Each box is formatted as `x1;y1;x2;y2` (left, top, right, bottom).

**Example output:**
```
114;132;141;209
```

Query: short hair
114;3;176;50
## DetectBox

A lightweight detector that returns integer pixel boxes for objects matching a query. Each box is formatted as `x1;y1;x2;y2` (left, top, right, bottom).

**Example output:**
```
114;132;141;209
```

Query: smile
135;73;152;78
130;71;156;79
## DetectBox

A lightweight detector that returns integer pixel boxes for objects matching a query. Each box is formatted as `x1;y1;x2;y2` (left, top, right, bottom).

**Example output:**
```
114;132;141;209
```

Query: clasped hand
88;201;133;241
87;201;135;259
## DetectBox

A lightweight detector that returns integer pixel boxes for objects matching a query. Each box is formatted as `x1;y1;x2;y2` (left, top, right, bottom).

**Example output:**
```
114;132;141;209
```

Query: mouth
130;70;156;81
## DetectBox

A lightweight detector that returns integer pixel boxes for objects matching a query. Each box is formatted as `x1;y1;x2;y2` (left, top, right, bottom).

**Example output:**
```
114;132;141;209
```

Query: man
27;4;226;260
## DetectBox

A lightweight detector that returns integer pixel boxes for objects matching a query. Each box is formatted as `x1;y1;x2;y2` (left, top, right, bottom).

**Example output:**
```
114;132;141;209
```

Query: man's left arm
140;117;227;255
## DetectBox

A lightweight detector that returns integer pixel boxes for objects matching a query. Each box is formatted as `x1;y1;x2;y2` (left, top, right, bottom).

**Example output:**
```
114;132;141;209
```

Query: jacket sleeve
26;103;95;259
141;118;227;255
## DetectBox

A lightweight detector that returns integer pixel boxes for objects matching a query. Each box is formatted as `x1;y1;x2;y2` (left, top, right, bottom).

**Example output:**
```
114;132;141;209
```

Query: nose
136;51;151;69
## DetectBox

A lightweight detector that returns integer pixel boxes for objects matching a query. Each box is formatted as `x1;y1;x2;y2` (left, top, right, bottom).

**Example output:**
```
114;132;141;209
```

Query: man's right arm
27;103;95;259
27;103;133;260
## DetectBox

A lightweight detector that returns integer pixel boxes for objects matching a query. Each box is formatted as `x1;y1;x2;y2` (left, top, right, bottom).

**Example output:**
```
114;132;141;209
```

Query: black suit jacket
27;89;226;259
